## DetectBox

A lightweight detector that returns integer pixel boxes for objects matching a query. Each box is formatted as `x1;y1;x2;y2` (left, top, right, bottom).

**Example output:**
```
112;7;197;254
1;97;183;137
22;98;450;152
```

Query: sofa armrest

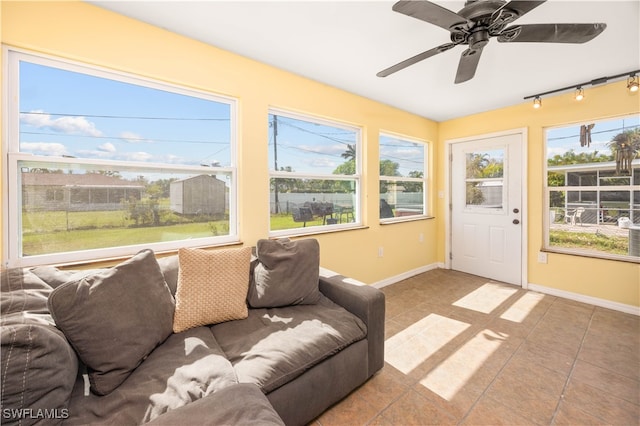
318;268;385;377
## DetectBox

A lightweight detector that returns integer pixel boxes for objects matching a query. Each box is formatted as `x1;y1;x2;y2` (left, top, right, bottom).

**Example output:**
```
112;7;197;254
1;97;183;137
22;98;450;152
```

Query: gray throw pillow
48;249;175;396
248;238;321;308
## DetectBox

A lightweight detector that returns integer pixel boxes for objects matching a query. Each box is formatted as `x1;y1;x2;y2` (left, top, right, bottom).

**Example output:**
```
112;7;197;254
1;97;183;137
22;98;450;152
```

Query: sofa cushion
48;249;175;396
1;268;78;426
146;383;284;426
30;266;97;290
156;254;179;296
211;295;367;393
248;238;322;308
173;246;251;333
65;326;238;425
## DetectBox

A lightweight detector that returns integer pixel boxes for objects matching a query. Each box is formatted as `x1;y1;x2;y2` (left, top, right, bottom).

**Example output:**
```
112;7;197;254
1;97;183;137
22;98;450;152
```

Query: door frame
444;128;529;288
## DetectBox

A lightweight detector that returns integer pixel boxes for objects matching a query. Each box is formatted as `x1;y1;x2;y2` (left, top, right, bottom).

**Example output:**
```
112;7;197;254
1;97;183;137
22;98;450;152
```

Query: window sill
47;240;244;270
381;215;435;225
269;224;369;239
542;247;640;264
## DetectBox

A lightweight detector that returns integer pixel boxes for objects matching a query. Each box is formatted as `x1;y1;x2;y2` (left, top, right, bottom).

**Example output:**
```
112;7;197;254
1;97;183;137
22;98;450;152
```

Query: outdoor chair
292;206;313;227
565;207;585;226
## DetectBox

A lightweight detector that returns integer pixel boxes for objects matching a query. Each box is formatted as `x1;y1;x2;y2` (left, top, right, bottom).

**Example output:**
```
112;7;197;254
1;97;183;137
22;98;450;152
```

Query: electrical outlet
537;252;548;264
419;233;424;243
378;247;384;257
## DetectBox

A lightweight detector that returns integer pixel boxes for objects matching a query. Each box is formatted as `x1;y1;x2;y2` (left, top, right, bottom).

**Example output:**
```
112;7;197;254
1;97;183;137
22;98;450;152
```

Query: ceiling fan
377;0;607;83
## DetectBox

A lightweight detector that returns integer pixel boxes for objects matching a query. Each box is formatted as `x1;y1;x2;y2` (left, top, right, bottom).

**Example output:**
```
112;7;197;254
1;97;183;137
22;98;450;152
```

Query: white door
450;133;523;285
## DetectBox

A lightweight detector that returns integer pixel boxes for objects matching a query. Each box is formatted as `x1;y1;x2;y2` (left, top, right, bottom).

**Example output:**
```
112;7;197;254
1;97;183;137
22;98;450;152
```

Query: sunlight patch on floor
385;314;470;375
452;282;518;314
418;329;505;401
499;291;545;323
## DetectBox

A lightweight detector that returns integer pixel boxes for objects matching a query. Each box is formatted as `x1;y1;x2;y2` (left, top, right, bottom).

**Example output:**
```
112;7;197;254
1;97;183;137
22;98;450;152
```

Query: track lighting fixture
533;96;542;109
628;74;639;93
524;69;639;107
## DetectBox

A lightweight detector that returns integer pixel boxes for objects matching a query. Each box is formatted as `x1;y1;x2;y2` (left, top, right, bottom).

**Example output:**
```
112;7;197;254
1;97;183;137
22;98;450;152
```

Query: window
5;50;237;267
379;134;429;221
465;149;504;209
544;115;640;261
268;110;360;235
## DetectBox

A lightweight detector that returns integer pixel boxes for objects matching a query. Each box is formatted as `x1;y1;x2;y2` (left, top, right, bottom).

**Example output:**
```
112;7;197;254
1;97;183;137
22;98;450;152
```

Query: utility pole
273;115;279;213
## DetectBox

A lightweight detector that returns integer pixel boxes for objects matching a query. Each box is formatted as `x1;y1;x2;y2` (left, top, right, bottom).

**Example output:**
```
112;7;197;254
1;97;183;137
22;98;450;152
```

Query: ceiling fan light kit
525;70;640;109
377;0;606;84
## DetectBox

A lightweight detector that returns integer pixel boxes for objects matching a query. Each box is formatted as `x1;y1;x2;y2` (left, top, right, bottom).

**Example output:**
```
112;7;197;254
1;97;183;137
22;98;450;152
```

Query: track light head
574;86;585;101
533;96;542;109
628;74;639;93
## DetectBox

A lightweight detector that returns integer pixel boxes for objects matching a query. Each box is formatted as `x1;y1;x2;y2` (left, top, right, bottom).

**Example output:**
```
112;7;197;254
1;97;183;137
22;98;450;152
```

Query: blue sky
19;61;232;167
379;134;425;177
546;115;640;159
22;60;634;176
19;61;428;178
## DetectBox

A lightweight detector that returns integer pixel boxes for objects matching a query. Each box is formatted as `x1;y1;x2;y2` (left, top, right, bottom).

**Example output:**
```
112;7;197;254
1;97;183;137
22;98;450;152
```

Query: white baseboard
528;283;640;316
372;263;444;289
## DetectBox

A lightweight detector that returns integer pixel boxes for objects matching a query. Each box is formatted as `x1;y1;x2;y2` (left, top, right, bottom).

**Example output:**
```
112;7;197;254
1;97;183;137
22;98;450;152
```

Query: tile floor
312;269;640;425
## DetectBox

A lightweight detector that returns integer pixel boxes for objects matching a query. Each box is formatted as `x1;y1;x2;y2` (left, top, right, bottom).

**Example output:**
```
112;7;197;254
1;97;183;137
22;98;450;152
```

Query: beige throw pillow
173;246;251;333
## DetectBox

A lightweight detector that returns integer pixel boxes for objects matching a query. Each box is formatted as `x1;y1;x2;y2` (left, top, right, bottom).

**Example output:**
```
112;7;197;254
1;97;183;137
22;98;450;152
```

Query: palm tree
341;144;356;161
609;128;640;174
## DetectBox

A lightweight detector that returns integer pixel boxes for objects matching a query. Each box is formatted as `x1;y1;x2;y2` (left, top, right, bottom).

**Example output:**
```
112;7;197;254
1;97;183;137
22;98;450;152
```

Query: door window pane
465;149;504;209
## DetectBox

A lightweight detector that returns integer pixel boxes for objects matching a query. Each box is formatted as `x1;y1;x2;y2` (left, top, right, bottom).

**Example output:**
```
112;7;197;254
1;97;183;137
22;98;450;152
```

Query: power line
547;124;639;142
276;118;355;146
20;131;229;145
20;111;229;121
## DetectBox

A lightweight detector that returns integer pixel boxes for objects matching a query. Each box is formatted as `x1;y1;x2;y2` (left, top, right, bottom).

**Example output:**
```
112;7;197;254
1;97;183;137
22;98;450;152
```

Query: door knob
513;208;519;214
513;219;520;225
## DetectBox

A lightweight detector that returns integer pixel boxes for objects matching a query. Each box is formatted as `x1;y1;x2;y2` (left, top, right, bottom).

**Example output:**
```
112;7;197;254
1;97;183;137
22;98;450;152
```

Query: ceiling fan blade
497;23;607;43
455;47;483;84
377;43;456;78
493;1;547;23
392;0;468;32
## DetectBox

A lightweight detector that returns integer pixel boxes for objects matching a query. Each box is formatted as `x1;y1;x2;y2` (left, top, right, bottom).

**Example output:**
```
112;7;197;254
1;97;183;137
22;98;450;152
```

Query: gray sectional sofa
0;239;385;426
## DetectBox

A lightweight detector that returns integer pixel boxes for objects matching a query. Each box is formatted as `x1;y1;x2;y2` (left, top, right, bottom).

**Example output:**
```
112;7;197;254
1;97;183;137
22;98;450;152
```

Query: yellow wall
438;82;640;307
2;1;638;307
0;1;437;283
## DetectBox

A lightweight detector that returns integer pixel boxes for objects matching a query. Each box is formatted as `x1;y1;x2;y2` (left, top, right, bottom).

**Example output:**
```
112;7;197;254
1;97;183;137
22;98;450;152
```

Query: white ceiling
90;0;640;122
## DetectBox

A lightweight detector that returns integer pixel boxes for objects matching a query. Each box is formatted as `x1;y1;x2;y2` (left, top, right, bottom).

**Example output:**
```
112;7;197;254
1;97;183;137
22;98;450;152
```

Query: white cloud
305;157;337;169
20;142;68;157
20;110;103;137
76;149;153;163
128;152;153;162
120;131;150;143
296;143;346;156
98;142;116;153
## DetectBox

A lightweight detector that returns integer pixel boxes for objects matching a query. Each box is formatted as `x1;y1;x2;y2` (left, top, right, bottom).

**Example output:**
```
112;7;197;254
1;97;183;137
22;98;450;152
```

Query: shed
170;174;226;216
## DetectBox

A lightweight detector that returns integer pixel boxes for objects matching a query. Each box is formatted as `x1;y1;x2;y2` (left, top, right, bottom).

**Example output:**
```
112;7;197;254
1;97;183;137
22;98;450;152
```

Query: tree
402;171;424;193
547;150;612;166
341;144;356;161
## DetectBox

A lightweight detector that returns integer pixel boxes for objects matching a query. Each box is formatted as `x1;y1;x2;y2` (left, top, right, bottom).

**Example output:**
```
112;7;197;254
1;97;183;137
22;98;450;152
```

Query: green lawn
21;209;228;256
549;230;629;255
269;213;325;230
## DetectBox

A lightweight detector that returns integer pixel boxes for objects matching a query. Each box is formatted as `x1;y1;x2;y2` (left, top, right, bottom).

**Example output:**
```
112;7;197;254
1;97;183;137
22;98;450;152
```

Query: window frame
543;115;640;263
267;108;362;237
3;48;239;267
379;132;431;224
